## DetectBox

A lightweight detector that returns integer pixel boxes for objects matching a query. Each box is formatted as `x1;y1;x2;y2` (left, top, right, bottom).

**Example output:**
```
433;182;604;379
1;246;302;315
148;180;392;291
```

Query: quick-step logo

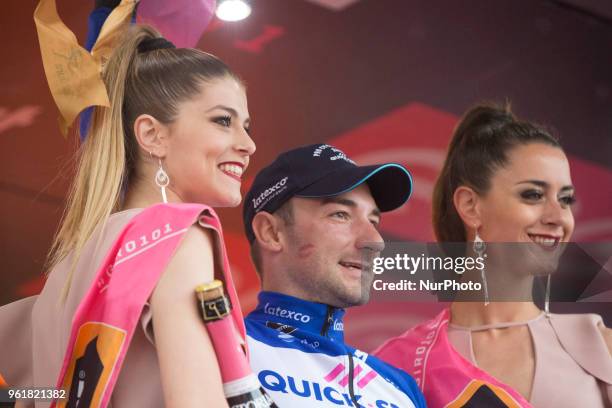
332;319;344;331
258;364;401;407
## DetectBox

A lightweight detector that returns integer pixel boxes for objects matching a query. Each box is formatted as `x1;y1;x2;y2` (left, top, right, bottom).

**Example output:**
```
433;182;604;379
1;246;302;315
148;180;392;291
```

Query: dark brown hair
432;102;562;242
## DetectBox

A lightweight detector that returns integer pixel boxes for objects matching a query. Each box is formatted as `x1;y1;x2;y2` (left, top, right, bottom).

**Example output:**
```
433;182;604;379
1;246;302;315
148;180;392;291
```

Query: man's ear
453;185;482;233
252;212;283;253
133;113;169;158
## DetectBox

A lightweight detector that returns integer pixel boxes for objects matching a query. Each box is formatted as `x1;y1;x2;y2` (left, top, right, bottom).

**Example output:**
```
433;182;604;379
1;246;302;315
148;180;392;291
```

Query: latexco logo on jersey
263;302;312;323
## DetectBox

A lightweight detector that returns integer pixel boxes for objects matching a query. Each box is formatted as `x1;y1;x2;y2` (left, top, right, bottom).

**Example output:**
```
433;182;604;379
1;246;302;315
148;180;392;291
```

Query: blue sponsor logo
333;319;344;331
258;369;400;408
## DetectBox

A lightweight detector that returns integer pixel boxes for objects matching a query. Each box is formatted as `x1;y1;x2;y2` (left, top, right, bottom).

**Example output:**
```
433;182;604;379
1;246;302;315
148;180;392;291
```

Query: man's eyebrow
321;197;356;207
321;197;381;218
516;180;574;191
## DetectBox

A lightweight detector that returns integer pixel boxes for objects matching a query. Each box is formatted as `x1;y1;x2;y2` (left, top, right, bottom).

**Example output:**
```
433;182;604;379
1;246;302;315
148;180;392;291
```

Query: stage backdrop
1;0;611;351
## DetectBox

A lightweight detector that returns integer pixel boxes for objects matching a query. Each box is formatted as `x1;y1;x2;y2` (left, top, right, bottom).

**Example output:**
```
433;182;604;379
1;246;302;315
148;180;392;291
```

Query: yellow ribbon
33;0;138;136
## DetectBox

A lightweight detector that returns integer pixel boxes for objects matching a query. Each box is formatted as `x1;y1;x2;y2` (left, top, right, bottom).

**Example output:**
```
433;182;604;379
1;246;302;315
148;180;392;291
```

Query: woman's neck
450;253;542;327
121;177;182;210
450;301;542;328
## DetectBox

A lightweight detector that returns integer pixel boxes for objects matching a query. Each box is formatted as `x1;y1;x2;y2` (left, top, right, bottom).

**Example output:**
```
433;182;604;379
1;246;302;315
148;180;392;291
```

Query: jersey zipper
347;352;359;407
320;305;334;337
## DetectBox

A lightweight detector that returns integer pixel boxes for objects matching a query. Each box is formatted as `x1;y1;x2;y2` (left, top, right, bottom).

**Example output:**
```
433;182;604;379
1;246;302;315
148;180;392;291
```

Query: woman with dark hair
0;25;255;407
374;103;612;407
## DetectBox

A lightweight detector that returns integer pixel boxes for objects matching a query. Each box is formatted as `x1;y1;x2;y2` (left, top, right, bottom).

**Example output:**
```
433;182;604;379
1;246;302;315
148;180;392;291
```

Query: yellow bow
34;0;138;136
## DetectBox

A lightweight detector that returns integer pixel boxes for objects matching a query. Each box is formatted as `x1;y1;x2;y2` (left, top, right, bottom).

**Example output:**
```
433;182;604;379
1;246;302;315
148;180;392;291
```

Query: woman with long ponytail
2;25;256;407
374;103;612;407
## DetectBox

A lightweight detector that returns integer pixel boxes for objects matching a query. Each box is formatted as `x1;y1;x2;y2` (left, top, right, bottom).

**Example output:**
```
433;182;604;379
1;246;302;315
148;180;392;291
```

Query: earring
544;274;551;316
155;158;170;203
473;229;489;305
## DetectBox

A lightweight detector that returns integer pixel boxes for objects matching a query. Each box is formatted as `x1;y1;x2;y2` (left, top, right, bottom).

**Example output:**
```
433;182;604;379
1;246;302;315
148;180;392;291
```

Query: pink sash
374;309;532;408
51;203;245;408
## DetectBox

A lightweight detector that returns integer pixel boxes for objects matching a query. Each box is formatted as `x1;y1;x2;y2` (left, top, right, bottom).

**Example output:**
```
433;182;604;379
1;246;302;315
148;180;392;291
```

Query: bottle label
199;296;231;322
227;389;276;408
225;375;277;408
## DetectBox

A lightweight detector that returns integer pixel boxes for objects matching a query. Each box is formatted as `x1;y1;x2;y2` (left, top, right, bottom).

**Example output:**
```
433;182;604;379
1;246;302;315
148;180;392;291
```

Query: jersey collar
248;291;346;343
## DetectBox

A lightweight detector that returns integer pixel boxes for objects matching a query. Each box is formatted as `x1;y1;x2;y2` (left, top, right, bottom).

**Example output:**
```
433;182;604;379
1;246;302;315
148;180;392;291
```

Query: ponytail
432;102;561;242
47;25;239;300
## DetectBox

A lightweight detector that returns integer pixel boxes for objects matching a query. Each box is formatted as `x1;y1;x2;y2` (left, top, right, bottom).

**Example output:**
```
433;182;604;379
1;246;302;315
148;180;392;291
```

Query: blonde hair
47;25;240;299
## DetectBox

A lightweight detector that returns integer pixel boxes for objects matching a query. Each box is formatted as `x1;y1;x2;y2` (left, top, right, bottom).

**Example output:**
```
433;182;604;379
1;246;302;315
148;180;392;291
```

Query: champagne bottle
195;280;277;408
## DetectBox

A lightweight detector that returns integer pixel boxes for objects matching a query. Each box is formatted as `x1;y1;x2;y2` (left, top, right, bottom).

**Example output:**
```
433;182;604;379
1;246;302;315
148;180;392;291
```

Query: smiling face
279;184;384;307
163;76;255;207
477;143;575;245
475;143;575;275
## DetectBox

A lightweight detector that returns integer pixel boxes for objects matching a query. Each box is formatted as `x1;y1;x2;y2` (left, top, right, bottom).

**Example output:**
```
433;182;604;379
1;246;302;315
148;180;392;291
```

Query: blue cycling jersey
246;291;427;408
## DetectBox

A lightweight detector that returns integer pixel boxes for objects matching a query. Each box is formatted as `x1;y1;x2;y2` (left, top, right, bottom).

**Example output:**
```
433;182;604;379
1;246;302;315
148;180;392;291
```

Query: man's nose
356;221;385;253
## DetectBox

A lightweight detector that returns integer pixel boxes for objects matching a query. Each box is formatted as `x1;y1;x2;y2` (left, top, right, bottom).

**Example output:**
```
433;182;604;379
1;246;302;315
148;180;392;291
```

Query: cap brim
295;163;413;212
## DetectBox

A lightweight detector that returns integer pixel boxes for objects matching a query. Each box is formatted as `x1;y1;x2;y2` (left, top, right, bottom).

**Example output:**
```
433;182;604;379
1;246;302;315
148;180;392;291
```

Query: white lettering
333;319;344;331
419;280;482;291
125;241;136;253
263;303;311;323
252;177;289;210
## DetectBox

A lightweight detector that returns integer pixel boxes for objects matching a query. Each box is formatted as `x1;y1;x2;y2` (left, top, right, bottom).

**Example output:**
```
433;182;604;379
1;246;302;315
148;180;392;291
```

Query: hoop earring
155;158;170;203
544;274;551;316
474;230;489;305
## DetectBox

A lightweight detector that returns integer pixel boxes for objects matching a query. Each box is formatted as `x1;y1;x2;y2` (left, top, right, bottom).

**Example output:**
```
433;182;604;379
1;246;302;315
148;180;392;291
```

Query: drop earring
544;274;551;316
155;158;170;203
474;229;489;305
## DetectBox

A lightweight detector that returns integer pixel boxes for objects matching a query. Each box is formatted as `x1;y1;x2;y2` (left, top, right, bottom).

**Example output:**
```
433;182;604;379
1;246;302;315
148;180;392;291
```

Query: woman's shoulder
546;311;608;337
554;312;612;357
46;208;143;278
107;207;144;227
135;202;217;218
128;203;221;230
547;312;612;384
600;326;612;357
